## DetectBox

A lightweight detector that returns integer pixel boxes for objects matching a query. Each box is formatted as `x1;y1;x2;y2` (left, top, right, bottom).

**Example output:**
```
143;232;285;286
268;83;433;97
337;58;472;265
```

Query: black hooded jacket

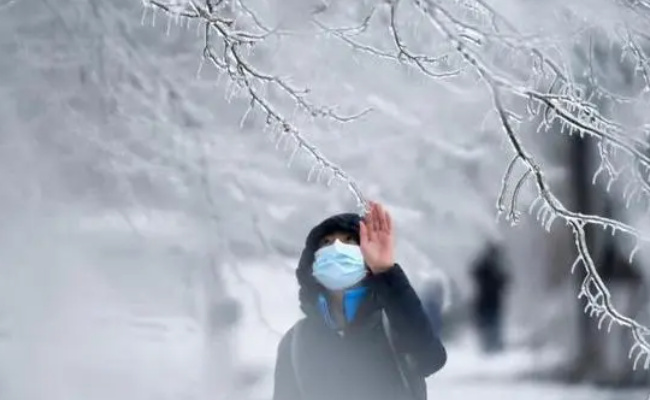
272;213;447;400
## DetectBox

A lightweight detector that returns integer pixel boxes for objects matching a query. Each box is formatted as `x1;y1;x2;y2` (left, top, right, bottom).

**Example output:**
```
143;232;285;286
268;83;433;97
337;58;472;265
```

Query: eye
319;236;334;248
342;234;358;245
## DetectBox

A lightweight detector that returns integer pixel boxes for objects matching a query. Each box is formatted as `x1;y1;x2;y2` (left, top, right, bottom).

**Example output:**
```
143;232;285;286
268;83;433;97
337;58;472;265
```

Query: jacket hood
296;213;361;313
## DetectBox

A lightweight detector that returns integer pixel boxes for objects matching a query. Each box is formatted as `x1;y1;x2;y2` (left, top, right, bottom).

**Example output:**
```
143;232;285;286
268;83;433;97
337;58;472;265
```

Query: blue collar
317;286;369;330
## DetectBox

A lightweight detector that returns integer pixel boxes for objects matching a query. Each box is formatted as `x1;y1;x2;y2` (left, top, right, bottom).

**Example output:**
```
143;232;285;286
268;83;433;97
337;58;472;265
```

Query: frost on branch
143;0;650;376
312;0;650;373
142;0;371;213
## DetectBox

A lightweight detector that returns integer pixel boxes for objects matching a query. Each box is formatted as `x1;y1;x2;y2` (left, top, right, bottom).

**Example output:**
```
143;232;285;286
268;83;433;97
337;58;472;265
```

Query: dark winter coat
272;213;447;400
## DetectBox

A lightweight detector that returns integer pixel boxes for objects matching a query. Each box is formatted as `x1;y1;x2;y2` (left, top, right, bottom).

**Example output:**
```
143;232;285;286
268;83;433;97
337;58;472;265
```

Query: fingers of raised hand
365;201;392;234
360;219;371;243
384;209;392;233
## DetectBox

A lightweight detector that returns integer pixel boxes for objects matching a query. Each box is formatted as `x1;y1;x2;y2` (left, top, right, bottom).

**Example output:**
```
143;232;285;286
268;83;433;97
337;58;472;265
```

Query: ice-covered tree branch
144;0;650;377
143;0;371;212
407;0;650;369
311;0;650;372
493;88;650;368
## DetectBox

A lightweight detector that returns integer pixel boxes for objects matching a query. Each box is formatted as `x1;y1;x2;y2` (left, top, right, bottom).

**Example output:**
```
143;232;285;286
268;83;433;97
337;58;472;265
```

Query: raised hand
360;201;395;274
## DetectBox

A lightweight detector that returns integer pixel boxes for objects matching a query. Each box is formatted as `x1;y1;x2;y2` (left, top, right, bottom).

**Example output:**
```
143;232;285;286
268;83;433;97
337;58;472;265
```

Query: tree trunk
567;134;603;382
566;135;646;385
594;238;646;386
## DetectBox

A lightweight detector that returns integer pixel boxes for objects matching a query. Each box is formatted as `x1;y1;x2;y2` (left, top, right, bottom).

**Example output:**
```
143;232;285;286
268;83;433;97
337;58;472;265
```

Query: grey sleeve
272;328;301;400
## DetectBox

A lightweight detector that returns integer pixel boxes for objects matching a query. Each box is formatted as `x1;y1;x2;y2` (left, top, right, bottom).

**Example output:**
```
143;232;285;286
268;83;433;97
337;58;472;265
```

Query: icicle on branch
313;0;650;362
313;4;463;78
408;0;650;370
405;0;650;209
317;1;650;203
493;85;650;367
143;0;371;212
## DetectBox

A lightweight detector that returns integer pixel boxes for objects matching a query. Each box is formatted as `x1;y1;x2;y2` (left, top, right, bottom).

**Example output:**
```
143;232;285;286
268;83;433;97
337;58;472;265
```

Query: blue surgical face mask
312;239;367;291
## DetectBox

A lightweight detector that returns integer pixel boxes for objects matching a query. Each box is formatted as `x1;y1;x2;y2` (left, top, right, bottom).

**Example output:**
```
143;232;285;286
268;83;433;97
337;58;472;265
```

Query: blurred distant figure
471;243;509;354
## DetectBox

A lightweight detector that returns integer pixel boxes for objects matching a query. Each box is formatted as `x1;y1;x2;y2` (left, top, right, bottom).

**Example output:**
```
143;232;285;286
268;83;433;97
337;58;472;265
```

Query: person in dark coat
471;243;508;353
272;202;447;400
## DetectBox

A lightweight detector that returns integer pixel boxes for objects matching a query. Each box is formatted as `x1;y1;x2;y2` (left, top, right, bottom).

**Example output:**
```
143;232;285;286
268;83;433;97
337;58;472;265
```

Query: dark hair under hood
296;213;362;313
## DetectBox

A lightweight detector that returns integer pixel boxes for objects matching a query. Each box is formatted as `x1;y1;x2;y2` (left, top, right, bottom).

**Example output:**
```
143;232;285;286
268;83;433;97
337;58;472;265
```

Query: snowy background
0;0;648;399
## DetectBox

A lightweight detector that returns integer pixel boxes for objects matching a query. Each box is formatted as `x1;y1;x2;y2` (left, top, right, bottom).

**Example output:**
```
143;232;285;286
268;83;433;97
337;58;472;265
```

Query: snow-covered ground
0;219;644;400
230;261;647;400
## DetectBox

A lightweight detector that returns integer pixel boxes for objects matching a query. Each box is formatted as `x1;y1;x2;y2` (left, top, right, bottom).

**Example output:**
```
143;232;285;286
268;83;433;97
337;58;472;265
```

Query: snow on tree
144;0;650;382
